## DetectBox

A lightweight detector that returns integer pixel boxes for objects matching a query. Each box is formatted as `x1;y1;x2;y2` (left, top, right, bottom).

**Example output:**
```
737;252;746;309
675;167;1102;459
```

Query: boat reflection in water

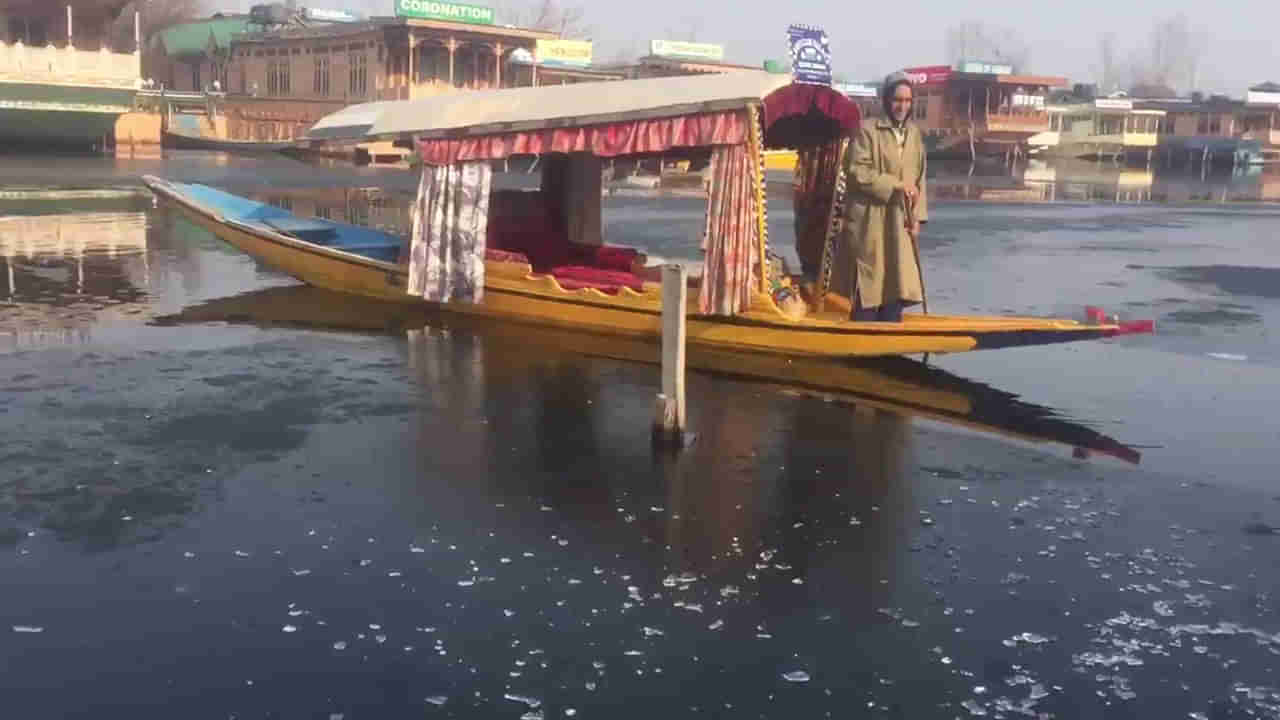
0;189;151;351
155;283;1141;467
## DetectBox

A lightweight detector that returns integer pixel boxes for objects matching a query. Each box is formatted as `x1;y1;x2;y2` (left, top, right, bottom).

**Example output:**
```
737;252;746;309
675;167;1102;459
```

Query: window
267;59;290;96
349;52;367;96
913;93;928;121
314;55;330;96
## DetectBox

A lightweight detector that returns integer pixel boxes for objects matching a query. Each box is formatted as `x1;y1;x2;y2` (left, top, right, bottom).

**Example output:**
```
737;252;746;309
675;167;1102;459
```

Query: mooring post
653;264;688;449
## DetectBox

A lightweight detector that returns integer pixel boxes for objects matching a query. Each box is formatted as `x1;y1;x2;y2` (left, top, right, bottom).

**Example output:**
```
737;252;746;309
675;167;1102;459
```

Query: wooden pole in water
653;264;687;449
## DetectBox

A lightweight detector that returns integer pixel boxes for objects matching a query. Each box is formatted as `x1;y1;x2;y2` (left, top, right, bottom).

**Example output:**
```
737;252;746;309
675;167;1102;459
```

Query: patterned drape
407;162;491;303
699;143;757;316
792;139;845;279
417;110;749;165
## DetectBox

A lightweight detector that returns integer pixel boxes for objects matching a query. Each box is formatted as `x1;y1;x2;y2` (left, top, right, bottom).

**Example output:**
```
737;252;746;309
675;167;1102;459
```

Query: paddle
904;191;928;316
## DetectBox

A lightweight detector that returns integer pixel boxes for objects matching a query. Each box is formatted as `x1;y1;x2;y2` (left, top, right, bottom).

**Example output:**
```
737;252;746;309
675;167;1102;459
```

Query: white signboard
1246;90;1280;106
649;40;725;62
1095;98;1133;111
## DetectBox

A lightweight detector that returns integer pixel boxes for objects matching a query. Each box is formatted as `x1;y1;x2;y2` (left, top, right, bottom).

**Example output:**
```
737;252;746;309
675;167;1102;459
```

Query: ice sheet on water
961;699;988;716
424;696;447;706
282;625;298;633
643;627;664;637
708;619;724;630
520;712;544;720
12;626;43;633
782;670;810;683
1003;632;1052;647
333;641;347;650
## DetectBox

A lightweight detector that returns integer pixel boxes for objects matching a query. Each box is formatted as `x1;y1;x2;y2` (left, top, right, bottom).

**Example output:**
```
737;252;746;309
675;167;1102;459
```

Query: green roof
154;16;254;57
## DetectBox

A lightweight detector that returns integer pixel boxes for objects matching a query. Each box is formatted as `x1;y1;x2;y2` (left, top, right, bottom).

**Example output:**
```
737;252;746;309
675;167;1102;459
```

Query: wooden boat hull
163;130;292;154
143;175;1132;359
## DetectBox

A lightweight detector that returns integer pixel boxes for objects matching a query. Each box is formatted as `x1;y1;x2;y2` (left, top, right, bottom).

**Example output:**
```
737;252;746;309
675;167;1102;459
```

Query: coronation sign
395;0;494;25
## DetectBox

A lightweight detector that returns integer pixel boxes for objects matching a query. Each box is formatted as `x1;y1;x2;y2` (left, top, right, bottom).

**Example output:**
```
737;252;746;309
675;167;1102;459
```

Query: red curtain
417;110;748;165
792;139;845;279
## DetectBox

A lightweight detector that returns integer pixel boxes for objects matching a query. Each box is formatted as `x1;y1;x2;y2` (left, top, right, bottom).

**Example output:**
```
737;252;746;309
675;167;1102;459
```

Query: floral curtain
417;110;748;165
407;161;491;304
699;143;757;316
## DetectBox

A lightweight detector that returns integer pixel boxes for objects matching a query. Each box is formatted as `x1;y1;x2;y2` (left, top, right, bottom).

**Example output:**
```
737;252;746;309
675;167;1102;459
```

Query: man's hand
900;184;920;202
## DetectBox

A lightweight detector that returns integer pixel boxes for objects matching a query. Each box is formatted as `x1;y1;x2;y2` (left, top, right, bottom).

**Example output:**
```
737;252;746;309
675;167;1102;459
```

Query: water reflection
930;158;1280;205
156;284;1141;465
0;189;151;350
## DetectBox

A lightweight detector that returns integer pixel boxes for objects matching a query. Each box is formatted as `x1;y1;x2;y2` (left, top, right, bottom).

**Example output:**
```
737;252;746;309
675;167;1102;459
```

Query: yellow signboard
535;39;593;67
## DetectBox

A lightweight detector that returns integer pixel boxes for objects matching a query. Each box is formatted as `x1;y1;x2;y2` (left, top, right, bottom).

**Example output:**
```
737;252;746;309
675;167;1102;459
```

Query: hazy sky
226;0;1280;95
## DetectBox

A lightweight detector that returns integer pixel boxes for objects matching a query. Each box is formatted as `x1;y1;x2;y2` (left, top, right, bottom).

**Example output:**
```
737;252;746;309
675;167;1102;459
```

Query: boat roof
305;72;794;143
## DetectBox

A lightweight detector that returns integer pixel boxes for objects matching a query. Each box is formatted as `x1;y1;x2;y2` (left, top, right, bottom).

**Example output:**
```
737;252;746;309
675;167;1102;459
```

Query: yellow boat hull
143;175;1123;359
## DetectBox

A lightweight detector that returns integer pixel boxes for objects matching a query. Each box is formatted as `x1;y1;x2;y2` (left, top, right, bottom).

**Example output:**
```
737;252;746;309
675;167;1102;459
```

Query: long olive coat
838;119;929;309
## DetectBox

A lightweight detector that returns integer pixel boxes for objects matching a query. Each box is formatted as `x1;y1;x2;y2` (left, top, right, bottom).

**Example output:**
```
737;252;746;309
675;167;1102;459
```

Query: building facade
0;0;142;148
221;14;626;142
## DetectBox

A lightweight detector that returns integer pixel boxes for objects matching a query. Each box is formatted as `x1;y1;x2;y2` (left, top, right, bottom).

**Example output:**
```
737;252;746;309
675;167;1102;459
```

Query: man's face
890;84;913;124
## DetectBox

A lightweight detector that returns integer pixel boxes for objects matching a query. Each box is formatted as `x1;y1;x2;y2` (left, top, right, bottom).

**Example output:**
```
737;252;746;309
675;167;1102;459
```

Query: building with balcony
0;0;141;148
220;13;624;143
906;64;1067;160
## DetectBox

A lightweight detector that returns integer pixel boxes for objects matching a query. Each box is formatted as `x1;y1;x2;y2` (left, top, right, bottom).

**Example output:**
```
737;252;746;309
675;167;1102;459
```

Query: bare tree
108;0;206;53
1097;32;1117;91
944;21;1032;73
1127;14;1207;92
502;0;592;39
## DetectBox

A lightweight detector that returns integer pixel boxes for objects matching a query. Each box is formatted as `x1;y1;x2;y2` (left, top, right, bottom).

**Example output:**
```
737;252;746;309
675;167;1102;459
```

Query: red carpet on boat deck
549;266;647;294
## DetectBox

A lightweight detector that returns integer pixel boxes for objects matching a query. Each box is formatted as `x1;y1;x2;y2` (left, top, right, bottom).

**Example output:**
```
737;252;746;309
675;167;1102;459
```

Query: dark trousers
850;296;912;322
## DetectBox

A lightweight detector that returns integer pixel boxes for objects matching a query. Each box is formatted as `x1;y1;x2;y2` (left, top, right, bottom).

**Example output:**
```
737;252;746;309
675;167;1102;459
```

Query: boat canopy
304;72;860;149
305;74;862;318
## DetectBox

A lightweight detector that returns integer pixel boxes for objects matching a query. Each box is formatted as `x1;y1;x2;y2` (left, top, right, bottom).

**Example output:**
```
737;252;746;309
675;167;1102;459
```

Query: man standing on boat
841;71;928;321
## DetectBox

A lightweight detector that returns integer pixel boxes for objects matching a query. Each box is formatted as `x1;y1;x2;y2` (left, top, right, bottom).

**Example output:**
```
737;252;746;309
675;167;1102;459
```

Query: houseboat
1030;97;1164;164
0;1;142;149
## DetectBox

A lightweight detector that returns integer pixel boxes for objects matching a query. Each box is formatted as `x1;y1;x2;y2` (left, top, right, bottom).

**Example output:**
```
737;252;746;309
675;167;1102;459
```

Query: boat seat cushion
487;189;642;272
550;265;647;294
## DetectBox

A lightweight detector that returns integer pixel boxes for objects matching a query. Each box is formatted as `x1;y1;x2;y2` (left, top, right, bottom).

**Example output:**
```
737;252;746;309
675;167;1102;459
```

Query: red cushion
550;265;647;294
566;244;640;273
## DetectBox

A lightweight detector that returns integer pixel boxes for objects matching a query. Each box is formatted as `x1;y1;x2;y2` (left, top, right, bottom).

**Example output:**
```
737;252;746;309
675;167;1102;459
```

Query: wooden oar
904;190;928;316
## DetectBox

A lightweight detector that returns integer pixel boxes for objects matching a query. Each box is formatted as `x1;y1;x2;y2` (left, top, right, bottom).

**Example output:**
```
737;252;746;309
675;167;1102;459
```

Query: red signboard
903;65;952;87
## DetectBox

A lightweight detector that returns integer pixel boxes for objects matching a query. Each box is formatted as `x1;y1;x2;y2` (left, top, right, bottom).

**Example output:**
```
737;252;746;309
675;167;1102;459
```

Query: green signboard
395;0;494;25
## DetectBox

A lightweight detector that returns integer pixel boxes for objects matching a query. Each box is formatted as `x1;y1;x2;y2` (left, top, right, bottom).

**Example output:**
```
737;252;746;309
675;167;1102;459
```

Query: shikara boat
143;72;1151;359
